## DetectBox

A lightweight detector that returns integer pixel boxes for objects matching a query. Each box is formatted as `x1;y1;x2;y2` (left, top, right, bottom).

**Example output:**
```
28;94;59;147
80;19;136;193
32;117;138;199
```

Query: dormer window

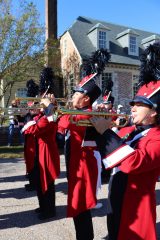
99;31;107;49
87;23;110;50
129;36;137;55
141;35;160;49
116;29;139;56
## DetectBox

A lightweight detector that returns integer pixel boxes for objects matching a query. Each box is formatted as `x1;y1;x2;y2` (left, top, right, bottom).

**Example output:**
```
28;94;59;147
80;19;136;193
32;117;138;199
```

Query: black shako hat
73;48;111;104
73;73;101;104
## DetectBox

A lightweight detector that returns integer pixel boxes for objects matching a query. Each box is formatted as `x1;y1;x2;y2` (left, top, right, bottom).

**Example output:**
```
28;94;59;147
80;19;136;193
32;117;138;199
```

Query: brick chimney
45;0;57;40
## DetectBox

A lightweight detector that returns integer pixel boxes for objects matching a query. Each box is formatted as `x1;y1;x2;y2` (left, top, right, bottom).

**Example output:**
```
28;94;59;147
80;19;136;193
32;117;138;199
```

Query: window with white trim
99;31;107;49
129;36;137;54
132;75;139;97
102;72;112;94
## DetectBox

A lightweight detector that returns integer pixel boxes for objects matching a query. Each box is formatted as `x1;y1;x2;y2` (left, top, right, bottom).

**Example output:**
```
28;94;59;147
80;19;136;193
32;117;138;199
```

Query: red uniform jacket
24;133;36;174
101;126;160;240
22;115;60;193
58;109;101;217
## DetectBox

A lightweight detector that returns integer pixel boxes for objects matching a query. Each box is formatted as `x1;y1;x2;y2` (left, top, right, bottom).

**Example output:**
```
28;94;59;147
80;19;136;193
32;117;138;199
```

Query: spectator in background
8;100;24;147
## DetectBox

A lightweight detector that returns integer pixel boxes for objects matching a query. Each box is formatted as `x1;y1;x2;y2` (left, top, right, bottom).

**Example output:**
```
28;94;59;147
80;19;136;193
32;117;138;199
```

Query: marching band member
38;76;101;236
95;86;116;184
21;95;60;220
40;50;110;233
57;74;102;240
23;80;40;191
23;109;36;191
90;42;160;240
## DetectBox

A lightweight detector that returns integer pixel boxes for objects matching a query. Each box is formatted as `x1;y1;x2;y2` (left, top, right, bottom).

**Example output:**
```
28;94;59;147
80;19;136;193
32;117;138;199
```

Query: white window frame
129;36;137;56
98;30;107;49
101;72;113;94
132;74;139;97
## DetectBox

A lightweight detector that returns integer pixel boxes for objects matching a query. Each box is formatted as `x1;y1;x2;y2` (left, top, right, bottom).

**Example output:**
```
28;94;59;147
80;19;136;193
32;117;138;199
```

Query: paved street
0;154;160;240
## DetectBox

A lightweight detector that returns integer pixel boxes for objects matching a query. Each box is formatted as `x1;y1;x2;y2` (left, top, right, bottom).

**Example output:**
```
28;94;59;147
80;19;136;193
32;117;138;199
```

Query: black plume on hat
139;42;160;87
130;42;160;114
39;67;55;95
26;79;39;97
81;48;111;77
74;48;111;104
102;76;114;104
103;79;114;95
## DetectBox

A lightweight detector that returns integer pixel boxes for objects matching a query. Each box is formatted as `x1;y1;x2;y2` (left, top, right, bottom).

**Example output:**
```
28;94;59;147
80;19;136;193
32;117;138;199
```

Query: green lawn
0;146;24;158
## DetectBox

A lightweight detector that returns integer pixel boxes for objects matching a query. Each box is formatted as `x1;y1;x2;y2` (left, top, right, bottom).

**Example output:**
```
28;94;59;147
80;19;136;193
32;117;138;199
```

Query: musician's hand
46;94;56;104
90;116;112;134
40;98;51;108
40;94;56;107
95;103;106;112
95;103;111;112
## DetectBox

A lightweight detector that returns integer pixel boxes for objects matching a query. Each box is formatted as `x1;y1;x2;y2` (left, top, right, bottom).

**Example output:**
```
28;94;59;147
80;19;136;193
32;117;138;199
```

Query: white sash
125;128;151;146
107;128;151;214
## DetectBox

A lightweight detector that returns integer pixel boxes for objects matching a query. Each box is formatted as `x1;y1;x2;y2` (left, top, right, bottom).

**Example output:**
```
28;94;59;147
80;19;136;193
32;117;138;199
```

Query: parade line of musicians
8;43;160;240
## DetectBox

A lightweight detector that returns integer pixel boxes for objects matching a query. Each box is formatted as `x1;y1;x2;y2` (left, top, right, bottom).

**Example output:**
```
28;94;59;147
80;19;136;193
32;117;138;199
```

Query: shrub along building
60;16;160;111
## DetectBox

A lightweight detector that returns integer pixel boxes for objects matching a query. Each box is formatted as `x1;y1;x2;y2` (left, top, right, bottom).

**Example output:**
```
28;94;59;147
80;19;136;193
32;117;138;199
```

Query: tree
62;50;81;98
0;0;46;102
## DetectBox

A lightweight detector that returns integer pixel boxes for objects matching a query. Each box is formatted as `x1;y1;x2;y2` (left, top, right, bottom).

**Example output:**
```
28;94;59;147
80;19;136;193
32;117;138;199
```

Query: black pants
27;168;36;188
107;172;128;240
37;181;55;214
73;210;94;240
34;157;55;215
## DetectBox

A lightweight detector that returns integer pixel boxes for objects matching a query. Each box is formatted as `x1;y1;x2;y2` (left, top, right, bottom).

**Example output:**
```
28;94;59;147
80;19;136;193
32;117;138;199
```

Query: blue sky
29;0;160;37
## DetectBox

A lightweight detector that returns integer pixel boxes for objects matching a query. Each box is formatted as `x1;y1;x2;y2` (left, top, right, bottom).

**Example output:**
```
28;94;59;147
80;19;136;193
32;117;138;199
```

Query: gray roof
66;16;160;66
116;29;139;39
88;23;111;33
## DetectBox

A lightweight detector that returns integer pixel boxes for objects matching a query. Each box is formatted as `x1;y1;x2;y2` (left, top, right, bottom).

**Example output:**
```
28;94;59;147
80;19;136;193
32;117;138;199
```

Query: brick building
60;16;160;111
1;16;160;111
